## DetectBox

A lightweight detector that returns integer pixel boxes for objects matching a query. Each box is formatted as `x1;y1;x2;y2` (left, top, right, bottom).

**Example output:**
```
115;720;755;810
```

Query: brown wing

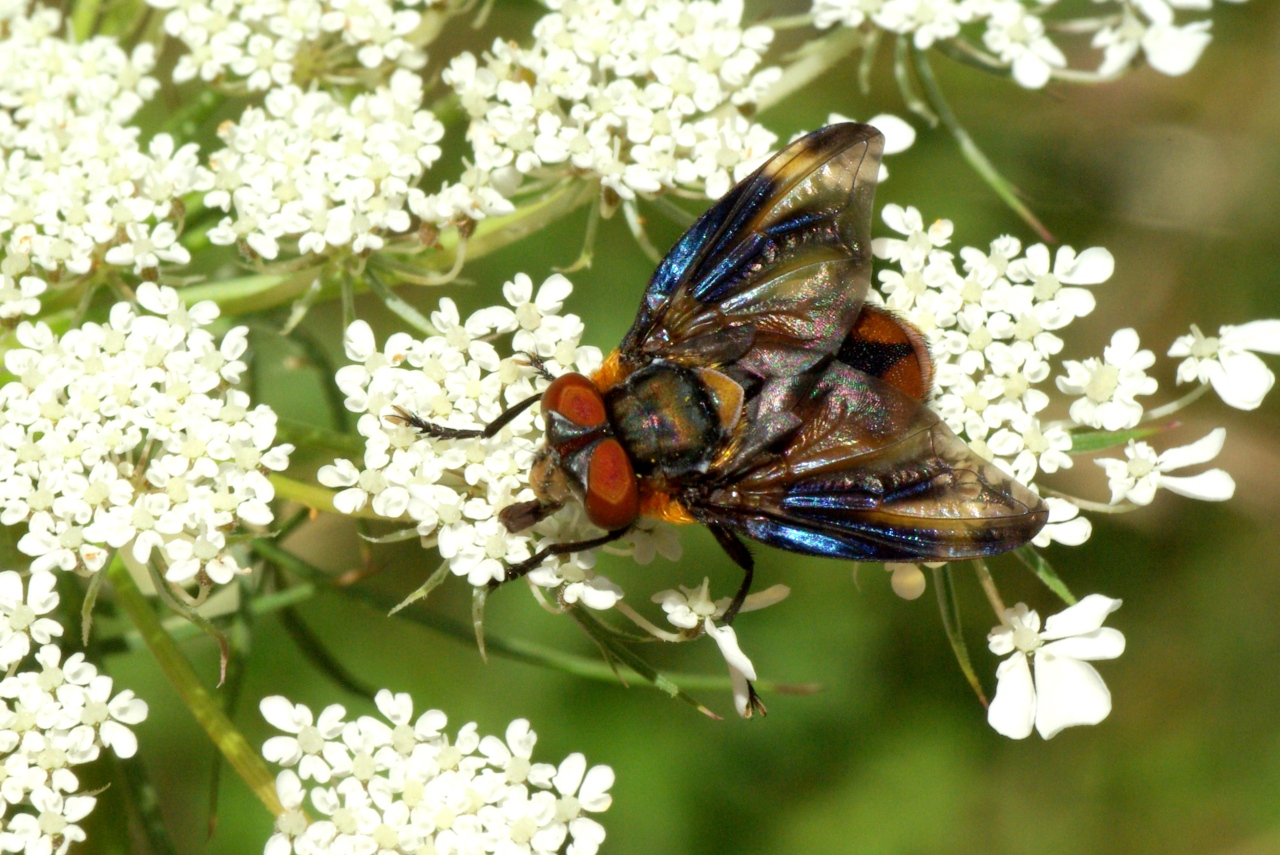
685;363;1047;562
616;124;885;381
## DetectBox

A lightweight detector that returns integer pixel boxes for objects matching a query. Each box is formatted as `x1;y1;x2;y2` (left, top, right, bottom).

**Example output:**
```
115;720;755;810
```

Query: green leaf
932;565;988;707
1067;424;1169;453
1013;545;1077;605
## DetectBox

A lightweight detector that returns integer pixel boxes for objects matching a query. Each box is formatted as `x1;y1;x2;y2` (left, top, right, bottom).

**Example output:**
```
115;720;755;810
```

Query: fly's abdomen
606;362;722;478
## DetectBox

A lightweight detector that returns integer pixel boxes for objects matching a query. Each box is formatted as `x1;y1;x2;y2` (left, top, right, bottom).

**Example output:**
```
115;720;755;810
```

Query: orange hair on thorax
590;349;632;392
638;483;697;525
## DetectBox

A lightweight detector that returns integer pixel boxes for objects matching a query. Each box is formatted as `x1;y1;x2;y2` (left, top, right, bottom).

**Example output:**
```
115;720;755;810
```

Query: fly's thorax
604;361;742;480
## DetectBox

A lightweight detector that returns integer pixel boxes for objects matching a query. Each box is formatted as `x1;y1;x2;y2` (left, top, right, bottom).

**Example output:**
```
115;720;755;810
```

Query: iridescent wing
685;363;1048;561
615;124;885;381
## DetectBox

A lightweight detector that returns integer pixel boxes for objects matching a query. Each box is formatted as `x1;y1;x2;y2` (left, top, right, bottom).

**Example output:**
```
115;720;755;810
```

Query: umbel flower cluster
445;0;781;203
0;4;200;320
0;573;148;853
261;691;614;855
0;285;292;586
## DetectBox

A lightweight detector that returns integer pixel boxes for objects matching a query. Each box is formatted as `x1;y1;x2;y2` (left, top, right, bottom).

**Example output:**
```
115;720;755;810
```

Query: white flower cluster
812;0;1244;88
319;273;678;603
0;582;147;854
145;0;441;90
444;0;781;202
200;69;503;260
0;284;292;586
0;3;200;317
261;691;613;855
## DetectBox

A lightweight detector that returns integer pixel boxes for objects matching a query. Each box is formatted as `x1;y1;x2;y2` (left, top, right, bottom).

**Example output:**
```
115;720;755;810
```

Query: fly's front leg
385;391;542;440
489;528;631;590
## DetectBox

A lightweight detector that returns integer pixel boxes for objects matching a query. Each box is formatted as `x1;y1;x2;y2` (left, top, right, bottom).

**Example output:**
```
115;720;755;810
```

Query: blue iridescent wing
616;124;885;380
686;363;1048;561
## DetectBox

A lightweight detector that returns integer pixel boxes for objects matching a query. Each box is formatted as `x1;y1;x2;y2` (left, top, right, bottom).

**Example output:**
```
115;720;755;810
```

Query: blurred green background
90;1;1280;852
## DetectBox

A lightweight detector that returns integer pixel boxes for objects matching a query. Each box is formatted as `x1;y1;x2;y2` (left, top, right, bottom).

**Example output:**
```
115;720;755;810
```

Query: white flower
148;0;428;88
1096;429;1235;506
0;288;290;586
1056;328;1158;431
652;579;723;630
0;640;148;846
0;786;95;854
260;697;349;784
545;753;614;855
0;572;63;669
987;595;1125;739
982;2;1066;89
1168;321;1280;410
0;12;197;284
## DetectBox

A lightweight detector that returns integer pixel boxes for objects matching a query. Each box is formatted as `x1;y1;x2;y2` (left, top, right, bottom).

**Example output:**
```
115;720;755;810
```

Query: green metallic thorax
604;362;722;479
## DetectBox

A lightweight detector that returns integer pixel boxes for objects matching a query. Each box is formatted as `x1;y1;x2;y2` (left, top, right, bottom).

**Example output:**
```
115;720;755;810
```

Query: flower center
1084;365;1120;403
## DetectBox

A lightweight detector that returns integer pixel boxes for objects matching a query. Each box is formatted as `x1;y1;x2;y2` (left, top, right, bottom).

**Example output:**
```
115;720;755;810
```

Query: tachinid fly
391;123;1049;623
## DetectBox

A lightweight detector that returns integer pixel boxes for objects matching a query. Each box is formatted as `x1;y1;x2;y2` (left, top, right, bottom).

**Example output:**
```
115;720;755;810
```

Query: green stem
932;565;988;707
971;558;1006;620
1142;382;1210;422
274;418;367;457
70;0;102;41
912;47;1055;242
269;473;387;520
894;36;939;126
116;584;318;651
933;38;1009;75
107;559;283;816
251;540;803;694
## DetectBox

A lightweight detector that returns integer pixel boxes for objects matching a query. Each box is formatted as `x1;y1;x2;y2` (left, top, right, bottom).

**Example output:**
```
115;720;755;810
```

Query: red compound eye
542;373;606;428
584;438;639;531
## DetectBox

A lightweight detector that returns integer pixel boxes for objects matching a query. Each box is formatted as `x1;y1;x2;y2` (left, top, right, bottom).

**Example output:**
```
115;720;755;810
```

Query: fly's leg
385;392;542;440
709;523;754;625
707;523;767;717
518;351;556;382
489;528;631;588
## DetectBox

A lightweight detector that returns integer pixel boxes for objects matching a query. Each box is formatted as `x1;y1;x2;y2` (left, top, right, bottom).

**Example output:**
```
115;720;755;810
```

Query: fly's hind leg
708;524;754;625
707;523;767;717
